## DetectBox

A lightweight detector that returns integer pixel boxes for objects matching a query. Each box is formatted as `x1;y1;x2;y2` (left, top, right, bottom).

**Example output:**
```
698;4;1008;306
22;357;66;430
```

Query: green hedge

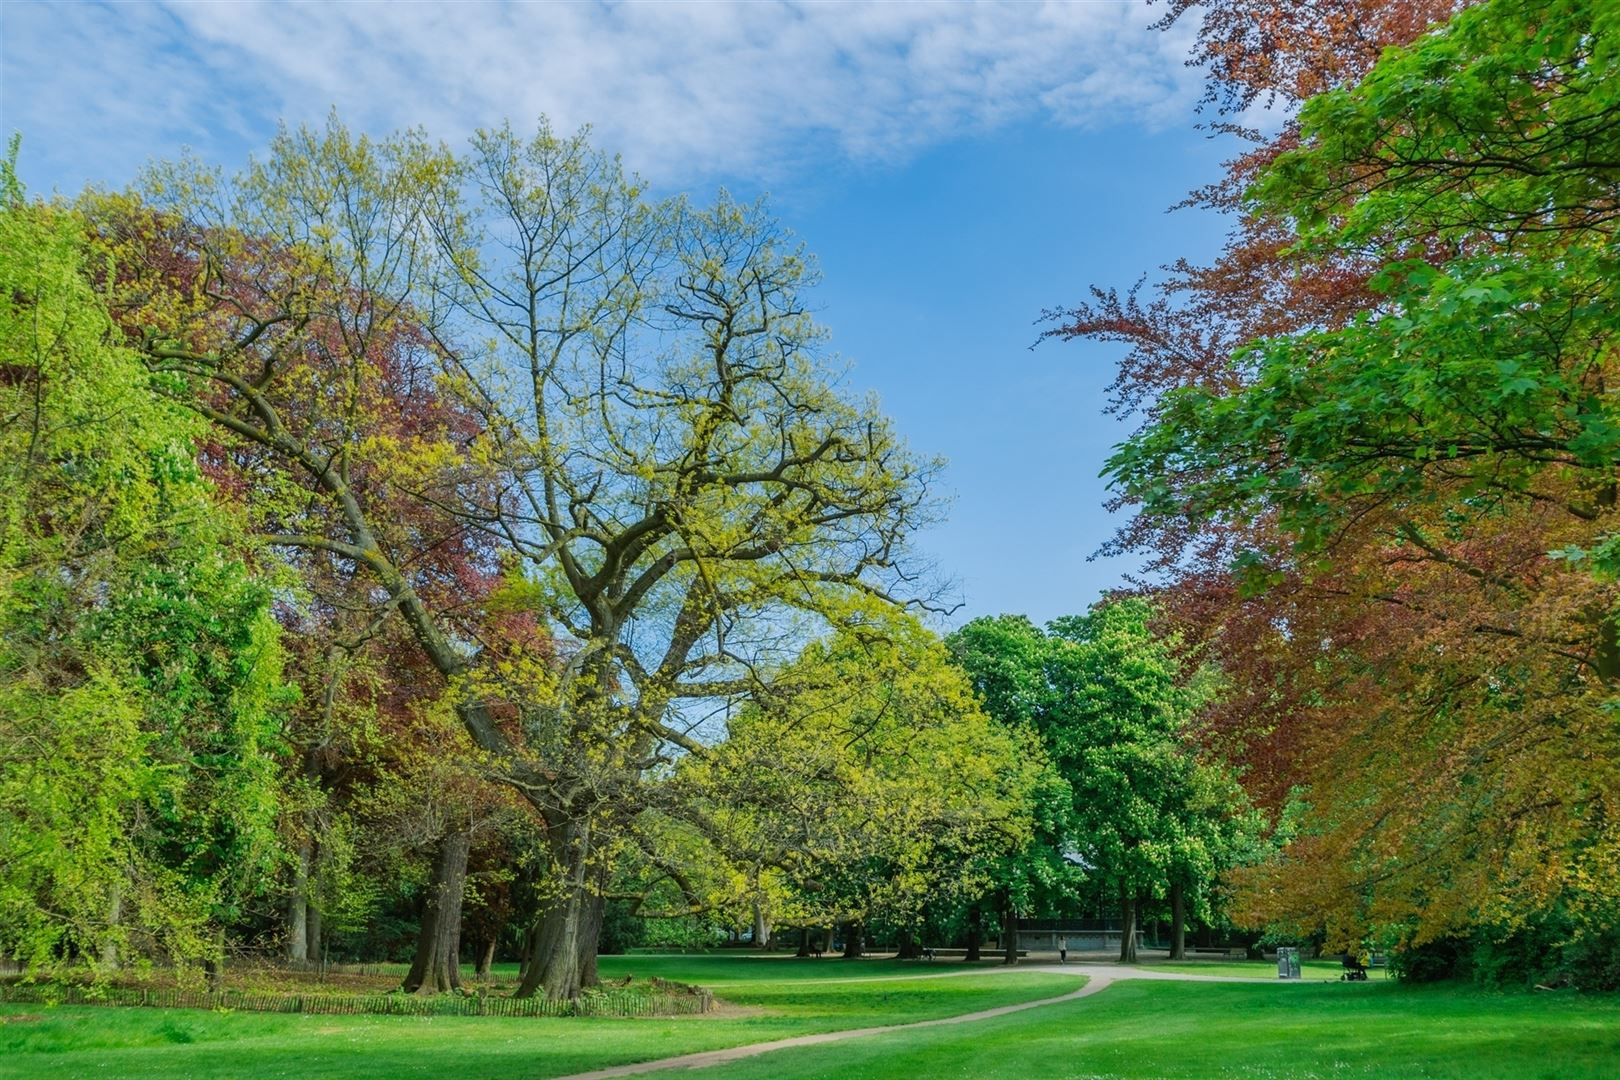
0;980;712;1018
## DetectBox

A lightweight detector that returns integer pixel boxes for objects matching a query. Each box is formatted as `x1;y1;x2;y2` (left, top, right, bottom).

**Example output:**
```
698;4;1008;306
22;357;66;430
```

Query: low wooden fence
0;981;712;1018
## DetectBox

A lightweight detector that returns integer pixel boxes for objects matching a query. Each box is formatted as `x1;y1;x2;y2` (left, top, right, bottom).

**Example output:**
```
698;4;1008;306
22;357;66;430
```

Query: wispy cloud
4;1;1201;189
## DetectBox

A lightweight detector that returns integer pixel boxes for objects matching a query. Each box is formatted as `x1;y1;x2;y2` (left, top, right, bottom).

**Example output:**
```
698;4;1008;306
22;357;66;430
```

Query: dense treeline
0;126;1248;1000
1053;0;1620;987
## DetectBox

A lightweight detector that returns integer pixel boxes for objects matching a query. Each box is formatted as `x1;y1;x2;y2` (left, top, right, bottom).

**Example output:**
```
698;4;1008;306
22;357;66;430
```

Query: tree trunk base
404;828;470;995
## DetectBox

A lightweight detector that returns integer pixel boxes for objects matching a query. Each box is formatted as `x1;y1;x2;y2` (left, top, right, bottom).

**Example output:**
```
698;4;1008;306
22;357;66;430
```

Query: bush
641;915;725;950
1389;913;1620;991
597;901;645;955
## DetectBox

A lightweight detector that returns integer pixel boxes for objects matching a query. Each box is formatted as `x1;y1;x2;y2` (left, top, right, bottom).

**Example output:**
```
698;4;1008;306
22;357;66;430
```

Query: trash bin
1277;947;1301;979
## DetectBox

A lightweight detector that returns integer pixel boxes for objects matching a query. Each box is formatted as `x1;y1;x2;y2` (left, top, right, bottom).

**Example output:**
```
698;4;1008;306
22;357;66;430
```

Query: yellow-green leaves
685;620;1041;932
1;160;289;979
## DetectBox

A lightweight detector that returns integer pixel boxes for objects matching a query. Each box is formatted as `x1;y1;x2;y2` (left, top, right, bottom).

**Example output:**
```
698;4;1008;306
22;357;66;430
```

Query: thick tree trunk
477;938;497;978
965;904;982;962
520;890;603;996
822;925;836;955
404;828;470;995
1169;881;1187;961
895;932;921;960
1118;885;1138;964
796;927;812;957
576;886;606;989
515;817;603;1000
841;921;864;959
1001;903;1018;966
287;837;311;964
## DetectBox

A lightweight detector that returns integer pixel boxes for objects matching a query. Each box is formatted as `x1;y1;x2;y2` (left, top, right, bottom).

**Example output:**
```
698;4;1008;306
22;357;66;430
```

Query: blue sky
2;1;1236;626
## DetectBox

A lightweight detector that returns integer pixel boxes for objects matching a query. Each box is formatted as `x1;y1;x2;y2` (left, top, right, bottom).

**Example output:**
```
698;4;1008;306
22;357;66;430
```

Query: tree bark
404;827;470;995
205;929;226;992
965;903;982;962
1118;885;1138;964
1169;881;1187;961
477;938;497;979
822;925;836;955
576;884;606;989
287;837;311;964
752;902;771;950
99;880;124;971
515;817;603;1000
517;923;538;981
841;921;864;959
796;927;811;957
307;895;323;967
1001;903;1019;966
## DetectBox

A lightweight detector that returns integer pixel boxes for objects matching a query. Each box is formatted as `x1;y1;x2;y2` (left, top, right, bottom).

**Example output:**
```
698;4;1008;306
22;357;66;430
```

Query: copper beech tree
1051;0;1620;970
99;119;940;999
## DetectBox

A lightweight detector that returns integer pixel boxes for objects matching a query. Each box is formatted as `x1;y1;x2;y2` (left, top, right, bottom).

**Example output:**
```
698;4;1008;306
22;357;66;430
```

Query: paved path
556;964;1271;1080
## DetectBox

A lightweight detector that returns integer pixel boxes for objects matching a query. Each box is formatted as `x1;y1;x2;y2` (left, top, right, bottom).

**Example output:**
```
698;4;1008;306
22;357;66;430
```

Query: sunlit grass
2;953;1613;1079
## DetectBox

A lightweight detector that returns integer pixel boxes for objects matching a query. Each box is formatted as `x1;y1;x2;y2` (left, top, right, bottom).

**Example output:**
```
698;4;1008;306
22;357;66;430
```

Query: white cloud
3;0;1203;189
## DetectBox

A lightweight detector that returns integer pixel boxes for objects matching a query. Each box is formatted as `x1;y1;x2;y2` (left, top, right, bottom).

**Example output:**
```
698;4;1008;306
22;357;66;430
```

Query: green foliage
105;118;952;997
0;156;289;977
1099;0;1620;961
1263;0;1620;251
689;617;1044;935
945;614;1081;917
596;901;645;955
638;915;724;950
1112;0;1620;577
949;601;1256;922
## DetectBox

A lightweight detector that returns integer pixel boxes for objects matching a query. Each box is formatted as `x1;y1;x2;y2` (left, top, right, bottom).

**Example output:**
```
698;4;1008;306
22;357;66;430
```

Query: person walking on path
1059;938;1068;964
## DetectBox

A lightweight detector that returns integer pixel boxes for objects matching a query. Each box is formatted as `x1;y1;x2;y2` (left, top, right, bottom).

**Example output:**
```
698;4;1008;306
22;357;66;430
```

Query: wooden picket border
0;980;713;1018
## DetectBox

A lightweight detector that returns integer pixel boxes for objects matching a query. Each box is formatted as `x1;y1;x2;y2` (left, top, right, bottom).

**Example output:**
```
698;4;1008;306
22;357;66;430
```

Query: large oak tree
102;119;940;998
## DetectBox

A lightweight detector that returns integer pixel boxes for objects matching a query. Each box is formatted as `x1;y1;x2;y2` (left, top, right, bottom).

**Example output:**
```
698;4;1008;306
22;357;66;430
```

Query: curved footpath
557;964;1272;1080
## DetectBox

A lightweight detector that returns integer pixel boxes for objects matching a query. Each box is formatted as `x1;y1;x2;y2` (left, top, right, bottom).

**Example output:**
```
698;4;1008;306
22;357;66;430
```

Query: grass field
688;977;1620;1080
0;955;1080;1079
2;954;1615;1079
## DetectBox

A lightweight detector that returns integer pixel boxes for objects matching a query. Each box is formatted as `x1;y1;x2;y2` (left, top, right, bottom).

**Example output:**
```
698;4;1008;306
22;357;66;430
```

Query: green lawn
1133;957;1358;981
688;978;1620;1080
0;955;1081;1079
2;955;1615;1079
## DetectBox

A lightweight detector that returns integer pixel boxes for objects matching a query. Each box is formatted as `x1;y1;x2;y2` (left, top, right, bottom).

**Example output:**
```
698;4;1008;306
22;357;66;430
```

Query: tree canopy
0;153;288;978
1053;0;1620;982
